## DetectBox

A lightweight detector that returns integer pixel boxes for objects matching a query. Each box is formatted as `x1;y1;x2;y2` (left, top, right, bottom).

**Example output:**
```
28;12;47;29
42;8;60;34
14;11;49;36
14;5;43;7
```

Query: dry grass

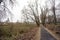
0;23;36;40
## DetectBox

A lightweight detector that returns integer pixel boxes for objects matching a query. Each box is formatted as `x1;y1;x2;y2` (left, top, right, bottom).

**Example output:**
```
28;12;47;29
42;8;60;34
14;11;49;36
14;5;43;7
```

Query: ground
0;23;60;40
41;26;57;40
34;27;40;40
16;25;58;40
45;24;60;40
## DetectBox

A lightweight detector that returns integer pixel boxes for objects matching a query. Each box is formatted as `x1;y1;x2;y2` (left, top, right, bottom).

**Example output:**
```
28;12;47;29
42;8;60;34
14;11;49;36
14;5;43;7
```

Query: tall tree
40;6;48;25
47;0;57;24
22;0;40;26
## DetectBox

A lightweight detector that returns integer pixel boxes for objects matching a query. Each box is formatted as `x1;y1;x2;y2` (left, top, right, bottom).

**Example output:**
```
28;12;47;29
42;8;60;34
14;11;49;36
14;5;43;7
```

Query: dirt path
34;27;40;40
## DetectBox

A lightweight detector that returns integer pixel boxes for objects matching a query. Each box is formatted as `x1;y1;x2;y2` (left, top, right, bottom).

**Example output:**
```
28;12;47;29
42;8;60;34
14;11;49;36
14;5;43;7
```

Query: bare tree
47;15;54;23
47;0;57;24
22;0;40;26
40;6;48;25
22;7;30;24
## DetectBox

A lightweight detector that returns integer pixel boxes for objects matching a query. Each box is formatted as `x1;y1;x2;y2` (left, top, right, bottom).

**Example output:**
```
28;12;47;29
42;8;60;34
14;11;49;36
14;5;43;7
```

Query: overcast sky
11;0;47;22
11;0;28;22
5;0;59;22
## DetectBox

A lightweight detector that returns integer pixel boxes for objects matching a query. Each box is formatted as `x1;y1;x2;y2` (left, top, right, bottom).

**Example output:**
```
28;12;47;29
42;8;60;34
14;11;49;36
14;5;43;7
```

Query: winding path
41;26;57;40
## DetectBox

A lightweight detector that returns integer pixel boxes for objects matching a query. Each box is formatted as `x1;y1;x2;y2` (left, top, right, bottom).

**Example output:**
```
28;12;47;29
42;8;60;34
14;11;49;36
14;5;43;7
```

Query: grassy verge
0;23;36;40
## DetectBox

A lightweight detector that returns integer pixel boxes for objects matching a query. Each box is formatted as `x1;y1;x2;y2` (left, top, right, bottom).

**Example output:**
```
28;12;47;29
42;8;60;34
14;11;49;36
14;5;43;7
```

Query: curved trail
41;26;57;40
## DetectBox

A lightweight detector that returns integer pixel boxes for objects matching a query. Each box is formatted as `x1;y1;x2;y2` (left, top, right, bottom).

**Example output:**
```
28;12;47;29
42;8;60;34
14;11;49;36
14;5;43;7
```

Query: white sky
12;0;29;22
11;0;46;22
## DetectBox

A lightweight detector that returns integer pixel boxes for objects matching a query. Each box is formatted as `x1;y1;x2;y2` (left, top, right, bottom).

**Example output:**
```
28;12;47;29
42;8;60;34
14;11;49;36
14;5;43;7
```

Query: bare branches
22;0;40;26
47;0;57;24
0;0;15;22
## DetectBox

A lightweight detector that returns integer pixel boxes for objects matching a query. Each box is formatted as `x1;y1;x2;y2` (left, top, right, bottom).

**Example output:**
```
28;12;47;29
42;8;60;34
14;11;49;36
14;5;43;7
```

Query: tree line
22;0;60;26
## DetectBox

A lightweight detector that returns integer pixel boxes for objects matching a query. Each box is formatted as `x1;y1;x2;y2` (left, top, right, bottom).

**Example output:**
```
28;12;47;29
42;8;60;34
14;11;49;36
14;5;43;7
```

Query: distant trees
46;0;57;24
0;10;6;22
40;6;48;25
47;15;54;23
40;0;58;25
40;0;57;25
